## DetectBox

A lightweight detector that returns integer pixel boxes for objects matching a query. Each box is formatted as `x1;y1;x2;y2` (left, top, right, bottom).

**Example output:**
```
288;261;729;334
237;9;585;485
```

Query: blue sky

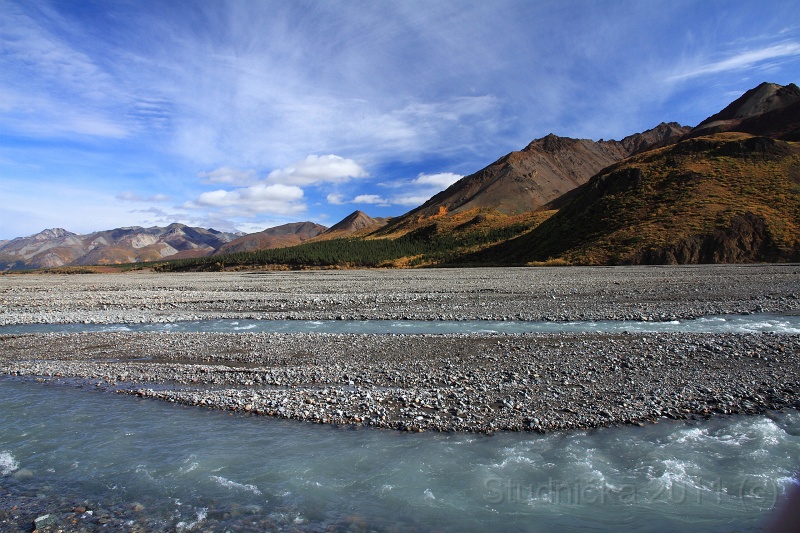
1;0;799;240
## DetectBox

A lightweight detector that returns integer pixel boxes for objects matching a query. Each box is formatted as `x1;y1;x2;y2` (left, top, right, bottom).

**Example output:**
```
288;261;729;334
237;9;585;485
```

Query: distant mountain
0;224;241;270
381;122;689;234
314;211;388;240
212;222;327;256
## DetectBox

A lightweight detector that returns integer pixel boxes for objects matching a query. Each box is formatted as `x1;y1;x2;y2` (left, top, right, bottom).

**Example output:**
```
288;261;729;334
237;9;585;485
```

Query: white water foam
650;459;713;494
0;451;19;475
175;507;207;532
744;418;784;448
180;462;199;475
209;475;263;495
671;427;709;444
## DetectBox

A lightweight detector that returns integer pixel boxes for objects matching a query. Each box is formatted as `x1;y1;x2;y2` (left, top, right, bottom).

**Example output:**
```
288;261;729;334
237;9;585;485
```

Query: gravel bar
1;265;799;433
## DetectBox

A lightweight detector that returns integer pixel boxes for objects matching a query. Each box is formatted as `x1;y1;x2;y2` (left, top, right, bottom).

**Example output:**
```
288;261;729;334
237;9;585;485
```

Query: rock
13;468;33;480
34;514;57;529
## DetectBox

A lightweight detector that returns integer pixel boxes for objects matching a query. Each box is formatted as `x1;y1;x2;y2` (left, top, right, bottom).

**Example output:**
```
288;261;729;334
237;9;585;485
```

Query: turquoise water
2;313;800;335
1;378;798;531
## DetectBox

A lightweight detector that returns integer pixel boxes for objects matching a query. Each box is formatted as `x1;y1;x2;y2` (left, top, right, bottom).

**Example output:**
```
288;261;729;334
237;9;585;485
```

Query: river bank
2;265;799;326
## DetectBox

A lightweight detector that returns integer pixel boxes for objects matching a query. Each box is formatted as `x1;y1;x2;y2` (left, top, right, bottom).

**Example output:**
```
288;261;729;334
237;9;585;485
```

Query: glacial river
2;312;800;335
2;314;799;530
1;378;798;532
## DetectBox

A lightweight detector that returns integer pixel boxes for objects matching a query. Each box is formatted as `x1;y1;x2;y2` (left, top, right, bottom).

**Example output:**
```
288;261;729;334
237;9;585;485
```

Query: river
1;377;798;532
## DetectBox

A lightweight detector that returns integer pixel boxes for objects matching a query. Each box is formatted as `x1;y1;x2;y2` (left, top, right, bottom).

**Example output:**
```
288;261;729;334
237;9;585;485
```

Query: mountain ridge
380;122;690;235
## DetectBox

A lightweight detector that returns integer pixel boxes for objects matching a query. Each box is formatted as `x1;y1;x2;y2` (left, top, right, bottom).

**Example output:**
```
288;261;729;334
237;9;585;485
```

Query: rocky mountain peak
528;133;574;153
693;82;800;135
33;228;75;240
328;211;377;233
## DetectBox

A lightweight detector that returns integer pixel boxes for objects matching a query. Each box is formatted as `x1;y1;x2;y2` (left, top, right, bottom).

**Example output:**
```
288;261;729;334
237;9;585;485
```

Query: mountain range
2;81;798;270
0;224;241;270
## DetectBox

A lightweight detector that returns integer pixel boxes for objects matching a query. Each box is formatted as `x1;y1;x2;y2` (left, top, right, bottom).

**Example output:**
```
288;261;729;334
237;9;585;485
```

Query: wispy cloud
0;3;132;139
390;195;432;207
117;192;171;203
199;167;258;186
326;193;346;206
670;41;800;81
412;172;462;189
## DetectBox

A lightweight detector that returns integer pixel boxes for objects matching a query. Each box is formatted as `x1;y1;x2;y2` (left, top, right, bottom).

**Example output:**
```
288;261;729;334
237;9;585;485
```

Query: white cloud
326;193;346;205
326;171;461;209
412;172;463;189
669;41;800;81
188;183;305;217
391;195;431;207
267;155;368;186
199;167;258;186
352;194;390;206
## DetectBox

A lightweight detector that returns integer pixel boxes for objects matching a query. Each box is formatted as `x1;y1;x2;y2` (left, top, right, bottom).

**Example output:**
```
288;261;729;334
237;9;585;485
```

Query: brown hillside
379;123;689;237
213;222;327;255
471;132;800;265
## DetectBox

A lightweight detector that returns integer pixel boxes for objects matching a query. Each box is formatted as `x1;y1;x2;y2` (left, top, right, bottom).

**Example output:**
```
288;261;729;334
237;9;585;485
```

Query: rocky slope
384;122;690;231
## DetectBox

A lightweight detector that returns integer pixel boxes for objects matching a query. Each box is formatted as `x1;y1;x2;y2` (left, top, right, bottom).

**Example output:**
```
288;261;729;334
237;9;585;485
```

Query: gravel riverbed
1;265;799;433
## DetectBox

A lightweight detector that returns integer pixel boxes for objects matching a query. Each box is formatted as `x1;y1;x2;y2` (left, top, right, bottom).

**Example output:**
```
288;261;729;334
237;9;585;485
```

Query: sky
1;0;799;240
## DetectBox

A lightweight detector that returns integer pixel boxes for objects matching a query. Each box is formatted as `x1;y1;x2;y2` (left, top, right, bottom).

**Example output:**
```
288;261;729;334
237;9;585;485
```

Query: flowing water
2;312;800;335
1;378;798;532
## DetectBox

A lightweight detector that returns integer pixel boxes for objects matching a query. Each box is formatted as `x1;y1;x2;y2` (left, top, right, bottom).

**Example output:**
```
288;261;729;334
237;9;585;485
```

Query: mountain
314;211;388;240
7;82;798;271
212;222;327;256
0;224;241;270
466;132;800;265
688;82;800;141
381;122;690;234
